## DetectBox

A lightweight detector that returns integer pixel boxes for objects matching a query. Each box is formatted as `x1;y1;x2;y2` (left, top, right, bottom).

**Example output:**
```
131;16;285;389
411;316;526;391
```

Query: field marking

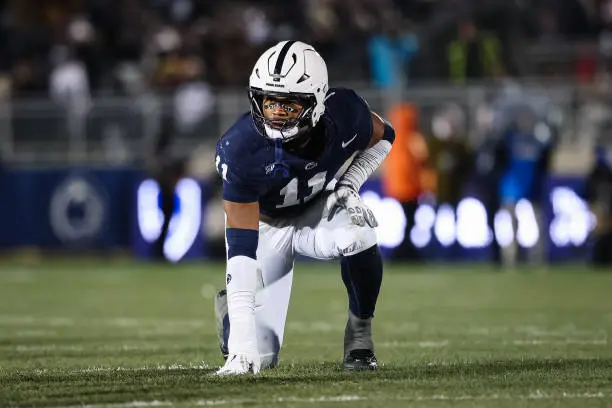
54;392;611;408
362;338;608;349
514;325;609;338
0;316;77;327
10;343;203;353
288;321;611;336
6;336;608;355
24;364;212;376
1;315;610;336
80;364;212;373
15;329;58;337
16;344;84;352
511;339;608;346
0;315;205;329
378;340;450;348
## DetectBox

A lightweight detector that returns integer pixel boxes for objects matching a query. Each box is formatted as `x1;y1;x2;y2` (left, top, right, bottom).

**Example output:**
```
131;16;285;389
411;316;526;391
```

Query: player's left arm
330;110;395;227
336;111;395;193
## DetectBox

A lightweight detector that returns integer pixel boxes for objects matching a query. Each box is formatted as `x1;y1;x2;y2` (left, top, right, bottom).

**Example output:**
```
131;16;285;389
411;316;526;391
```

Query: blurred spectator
427;103;472;207
381;102;433;261
485;82;559;266
586;145;612;265
599;0;612;64
367;18;418;88
173;79;215;135
536;7;563;42
0;0;610;95
49;46;91;110
473;131;505;266
576;43;598;84
150;27;203;89
150;116;186;262
447;18;504;83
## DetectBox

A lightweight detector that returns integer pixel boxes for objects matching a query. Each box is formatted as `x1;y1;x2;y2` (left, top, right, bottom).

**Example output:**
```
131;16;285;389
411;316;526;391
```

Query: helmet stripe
273;40;297;75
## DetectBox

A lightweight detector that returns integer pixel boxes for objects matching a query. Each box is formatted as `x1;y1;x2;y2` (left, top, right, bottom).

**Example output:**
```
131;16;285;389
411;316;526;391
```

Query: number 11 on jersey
215;155;228;181
277;171;327;208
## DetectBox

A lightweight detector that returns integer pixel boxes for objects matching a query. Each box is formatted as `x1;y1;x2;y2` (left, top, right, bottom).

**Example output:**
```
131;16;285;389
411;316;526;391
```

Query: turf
0;260;611;407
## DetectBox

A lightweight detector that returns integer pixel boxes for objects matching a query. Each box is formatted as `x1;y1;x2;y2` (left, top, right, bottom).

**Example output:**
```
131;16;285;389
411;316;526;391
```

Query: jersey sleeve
215;139;262;203
345;89;374;151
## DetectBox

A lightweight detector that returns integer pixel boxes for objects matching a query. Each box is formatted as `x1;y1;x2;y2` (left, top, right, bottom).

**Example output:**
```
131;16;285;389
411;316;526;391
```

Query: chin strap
272;139;290;178
264;123;299;141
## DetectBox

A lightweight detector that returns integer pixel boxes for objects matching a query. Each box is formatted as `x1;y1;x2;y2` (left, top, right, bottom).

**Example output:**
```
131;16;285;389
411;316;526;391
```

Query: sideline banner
359;177;595;263
0;168;138;249
0;168;593;263
0;169;207;262
131;177;207;262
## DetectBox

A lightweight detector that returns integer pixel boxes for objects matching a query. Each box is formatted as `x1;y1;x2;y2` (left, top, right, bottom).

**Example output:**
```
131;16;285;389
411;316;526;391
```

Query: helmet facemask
249;88;318;143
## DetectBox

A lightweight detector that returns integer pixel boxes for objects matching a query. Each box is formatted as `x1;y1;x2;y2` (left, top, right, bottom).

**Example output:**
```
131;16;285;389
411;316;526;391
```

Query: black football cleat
343;349;378;371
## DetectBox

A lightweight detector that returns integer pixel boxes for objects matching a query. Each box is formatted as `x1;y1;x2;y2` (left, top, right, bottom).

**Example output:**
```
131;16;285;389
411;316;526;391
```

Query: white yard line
514;325;609;337
79;364;212;373
16;344;85;352
0;316;76;326
378;340;450;348
66;402;173;408
26;364;212;376
12;343;201;353
55;392;611;408
7;337;608;354
1;316;610;337
0;315;204;329
15;329;58;337
511;339;608;346
376;338;608;348
288;321;611;336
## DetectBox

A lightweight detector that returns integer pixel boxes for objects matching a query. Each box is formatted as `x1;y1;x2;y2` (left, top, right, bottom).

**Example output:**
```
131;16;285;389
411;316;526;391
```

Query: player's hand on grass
327;184;378;228
216;353;261;376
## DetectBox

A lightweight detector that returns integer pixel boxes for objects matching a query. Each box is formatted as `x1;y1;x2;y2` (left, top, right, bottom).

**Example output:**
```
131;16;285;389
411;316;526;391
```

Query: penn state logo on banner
49;175;107;244
137;178;202;262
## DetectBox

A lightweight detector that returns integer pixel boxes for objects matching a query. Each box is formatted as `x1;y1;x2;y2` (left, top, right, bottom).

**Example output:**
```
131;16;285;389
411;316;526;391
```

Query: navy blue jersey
215;88;373;218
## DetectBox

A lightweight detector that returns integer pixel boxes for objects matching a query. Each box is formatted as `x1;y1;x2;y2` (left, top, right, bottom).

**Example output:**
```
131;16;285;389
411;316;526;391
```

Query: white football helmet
248;40;328;142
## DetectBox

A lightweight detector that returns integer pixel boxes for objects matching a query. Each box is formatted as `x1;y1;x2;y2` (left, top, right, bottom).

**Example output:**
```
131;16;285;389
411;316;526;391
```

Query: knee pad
335;225;378;257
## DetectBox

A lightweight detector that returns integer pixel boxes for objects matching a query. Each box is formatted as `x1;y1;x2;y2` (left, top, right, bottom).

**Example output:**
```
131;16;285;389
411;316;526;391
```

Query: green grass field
1;260;611;408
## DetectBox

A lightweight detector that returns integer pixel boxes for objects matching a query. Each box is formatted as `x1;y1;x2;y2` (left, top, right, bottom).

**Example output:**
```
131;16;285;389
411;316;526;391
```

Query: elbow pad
382;122;395;144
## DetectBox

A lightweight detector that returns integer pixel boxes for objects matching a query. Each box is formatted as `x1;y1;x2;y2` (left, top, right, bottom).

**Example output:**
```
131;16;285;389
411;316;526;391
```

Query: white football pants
254;192;378;368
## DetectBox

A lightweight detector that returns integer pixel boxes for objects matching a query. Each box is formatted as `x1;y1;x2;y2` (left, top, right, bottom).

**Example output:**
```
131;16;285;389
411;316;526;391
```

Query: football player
214;40;395;375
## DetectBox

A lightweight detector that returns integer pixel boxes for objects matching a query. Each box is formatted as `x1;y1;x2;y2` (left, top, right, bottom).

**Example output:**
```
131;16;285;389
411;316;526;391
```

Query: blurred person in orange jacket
428;103;472;208
382;102;434;261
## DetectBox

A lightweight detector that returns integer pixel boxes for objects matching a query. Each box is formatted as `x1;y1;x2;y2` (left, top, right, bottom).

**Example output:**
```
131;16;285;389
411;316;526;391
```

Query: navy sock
341;245;383;319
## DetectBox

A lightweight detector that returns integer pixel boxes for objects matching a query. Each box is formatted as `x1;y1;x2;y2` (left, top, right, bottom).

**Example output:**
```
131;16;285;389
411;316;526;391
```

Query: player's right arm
222;200;260;367
216;139;262;369
224;201;259;230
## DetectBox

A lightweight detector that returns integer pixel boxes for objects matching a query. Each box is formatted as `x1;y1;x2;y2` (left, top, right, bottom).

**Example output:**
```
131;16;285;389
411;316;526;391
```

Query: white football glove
326;184;378;228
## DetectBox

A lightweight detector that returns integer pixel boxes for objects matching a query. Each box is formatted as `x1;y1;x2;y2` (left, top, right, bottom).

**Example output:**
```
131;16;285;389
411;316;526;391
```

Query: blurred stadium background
1;0;611;265
1;1;612;407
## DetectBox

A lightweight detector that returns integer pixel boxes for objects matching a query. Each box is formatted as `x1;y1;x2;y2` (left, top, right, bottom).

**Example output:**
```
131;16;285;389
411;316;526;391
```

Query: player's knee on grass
257;324;281;369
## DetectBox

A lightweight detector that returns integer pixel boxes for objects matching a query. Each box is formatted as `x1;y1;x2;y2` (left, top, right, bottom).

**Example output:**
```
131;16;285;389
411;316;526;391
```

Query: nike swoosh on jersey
341;133;358;148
